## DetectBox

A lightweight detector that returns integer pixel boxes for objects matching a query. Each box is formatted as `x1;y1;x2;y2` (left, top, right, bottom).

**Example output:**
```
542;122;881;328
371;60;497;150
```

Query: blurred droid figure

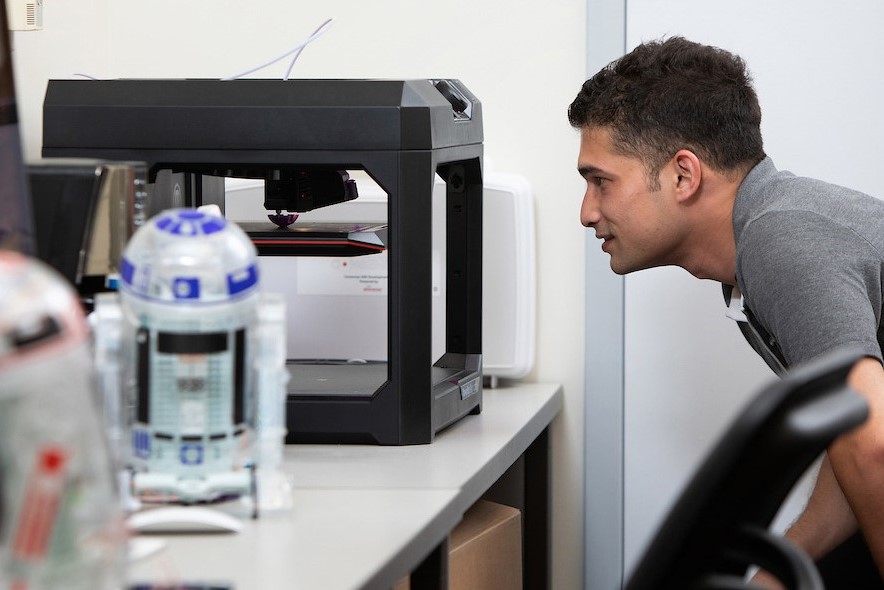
93;208;288;514
0;251;124;590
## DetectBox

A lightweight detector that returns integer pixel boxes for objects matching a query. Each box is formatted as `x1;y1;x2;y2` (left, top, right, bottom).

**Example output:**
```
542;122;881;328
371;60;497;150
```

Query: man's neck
677;171;742;285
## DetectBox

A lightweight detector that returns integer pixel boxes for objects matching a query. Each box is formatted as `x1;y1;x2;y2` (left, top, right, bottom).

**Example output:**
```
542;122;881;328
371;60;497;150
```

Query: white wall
10;2;589;588
620;0;884;577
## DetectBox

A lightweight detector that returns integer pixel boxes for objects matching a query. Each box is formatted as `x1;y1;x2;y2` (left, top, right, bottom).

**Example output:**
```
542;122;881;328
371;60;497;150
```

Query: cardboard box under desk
396;500;523;590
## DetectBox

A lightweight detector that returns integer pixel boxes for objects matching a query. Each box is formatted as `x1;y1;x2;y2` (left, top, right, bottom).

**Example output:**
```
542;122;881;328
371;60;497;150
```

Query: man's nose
580;189;600;227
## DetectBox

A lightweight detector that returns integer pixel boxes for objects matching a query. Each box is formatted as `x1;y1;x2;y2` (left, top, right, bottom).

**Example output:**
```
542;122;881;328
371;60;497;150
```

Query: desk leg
524;426;551;589
410;536;449;590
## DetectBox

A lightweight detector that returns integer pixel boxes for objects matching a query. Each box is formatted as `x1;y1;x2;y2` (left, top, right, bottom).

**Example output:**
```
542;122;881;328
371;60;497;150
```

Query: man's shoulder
734;160;884;239
735;206;882;300
738;209;846;253
735;178;884;263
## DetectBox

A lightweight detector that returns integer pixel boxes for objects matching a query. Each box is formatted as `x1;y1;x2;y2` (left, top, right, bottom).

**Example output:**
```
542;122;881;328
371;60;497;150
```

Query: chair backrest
625;346;869;590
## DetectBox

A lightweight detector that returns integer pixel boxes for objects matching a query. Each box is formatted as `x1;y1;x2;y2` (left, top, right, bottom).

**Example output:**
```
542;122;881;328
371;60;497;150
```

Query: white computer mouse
127;506;244;534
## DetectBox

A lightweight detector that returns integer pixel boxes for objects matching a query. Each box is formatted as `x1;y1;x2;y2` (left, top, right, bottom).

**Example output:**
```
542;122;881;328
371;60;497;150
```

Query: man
569;37;884;588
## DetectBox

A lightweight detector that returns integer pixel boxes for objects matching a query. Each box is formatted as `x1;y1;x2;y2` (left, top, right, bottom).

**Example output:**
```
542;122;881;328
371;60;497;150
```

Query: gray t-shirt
732;157;884;372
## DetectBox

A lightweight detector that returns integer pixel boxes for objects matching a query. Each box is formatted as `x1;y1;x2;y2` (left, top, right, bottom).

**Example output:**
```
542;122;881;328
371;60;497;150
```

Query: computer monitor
27;163;104;285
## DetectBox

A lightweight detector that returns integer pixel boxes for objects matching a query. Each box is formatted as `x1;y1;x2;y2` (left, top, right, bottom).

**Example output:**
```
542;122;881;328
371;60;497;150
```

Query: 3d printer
42;78;484;445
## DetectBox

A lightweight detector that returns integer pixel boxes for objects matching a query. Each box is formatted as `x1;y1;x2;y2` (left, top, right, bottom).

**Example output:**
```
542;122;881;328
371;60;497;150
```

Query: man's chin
607;256;625;274
609;258;640;275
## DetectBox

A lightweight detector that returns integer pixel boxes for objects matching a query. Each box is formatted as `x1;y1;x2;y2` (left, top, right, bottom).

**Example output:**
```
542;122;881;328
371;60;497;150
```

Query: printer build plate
284;361;466;399
239;222;386;257
285;361;387;398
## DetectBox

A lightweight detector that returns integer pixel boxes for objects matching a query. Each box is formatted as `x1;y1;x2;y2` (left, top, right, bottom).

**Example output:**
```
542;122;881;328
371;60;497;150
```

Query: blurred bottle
0;251;125;590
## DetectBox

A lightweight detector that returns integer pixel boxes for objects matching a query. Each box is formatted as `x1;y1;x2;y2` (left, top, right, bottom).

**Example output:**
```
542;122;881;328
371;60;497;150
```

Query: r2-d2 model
93;208;288;515
0;251;125;590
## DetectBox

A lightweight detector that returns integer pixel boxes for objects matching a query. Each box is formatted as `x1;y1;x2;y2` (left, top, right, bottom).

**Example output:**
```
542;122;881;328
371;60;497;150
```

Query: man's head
568;37;765;188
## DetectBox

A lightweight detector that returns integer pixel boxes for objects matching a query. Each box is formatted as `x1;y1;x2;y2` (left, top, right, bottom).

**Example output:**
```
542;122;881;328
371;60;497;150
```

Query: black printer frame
42;78;484;445
257;145;486;445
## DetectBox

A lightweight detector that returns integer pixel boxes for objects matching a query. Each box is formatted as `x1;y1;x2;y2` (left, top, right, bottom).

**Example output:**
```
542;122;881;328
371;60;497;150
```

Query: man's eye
592;177;608;186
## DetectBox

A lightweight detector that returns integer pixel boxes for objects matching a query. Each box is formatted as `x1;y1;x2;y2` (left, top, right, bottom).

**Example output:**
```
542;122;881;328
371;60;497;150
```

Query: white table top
127;382;563;590
288;382;563;507
128;488;462;589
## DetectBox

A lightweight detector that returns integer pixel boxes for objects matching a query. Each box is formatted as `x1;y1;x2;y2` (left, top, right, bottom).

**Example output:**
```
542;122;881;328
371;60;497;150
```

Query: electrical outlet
8;0;43;31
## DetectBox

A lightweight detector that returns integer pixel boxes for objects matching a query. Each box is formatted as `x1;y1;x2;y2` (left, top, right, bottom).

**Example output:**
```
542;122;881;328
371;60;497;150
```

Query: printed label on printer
460;376;481;400
296;253;388;296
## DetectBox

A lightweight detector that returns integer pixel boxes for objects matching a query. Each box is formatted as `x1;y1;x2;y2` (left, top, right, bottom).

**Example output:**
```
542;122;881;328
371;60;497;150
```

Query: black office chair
625;346;869;590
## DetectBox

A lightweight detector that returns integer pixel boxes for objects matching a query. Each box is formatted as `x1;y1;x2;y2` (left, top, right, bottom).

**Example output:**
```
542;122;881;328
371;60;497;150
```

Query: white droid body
93;208;288;511
0;251;125;590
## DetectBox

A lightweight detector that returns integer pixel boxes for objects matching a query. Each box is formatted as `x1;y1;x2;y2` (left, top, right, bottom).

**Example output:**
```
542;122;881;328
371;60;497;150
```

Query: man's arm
825;357;884;573
750;454;857;590
752;357;884;589
781;455;857;560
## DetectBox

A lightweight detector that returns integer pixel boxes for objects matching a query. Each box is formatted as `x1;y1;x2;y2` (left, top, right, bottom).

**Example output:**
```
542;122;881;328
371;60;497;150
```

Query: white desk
128;382;563;590
127;488;462;589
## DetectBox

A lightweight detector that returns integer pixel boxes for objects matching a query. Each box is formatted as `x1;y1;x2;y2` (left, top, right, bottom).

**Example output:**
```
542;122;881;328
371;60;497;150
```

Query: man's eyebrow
578;165;605;177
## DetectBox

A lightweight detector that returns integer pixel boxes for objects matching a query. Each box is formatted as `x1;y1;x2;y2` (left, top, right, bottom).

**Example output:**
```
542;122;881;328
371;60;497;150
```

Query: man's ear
672;150;702;203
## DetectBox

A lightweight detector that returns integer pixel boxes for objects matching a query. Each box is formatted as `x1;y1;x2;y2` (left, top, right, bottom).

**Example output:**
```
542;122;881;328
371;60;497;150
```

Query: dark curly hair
568;37;765;189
